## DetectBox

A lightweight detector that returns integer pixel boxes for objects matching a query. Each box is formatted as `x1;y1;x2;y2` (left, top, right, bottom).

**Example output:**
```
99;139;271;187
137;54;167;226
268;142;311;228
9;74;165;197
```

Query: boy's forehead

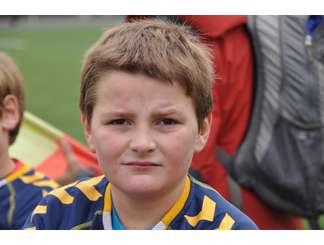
97;70;178;92
94;71;194;109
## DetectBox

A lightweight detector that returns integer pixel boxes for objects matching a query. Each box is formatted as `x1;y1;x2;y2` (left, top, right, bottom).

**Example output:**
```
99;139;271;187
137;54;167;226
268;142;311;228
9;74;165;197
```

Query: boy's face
83;71;210;199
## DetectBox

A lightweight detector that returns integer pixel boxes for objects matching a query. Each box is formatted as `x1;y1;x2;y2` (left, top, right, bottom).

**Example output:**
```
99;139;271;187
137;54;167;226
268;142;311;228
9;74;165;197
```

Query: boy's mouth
122;161;162;167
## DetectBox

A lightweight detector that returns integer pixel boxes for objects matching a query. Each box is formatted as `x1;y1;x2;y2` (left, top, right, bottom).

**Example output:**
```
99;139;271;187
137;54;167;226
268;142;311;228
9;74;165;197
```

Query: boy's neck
0;151;15;179
110;177;187;230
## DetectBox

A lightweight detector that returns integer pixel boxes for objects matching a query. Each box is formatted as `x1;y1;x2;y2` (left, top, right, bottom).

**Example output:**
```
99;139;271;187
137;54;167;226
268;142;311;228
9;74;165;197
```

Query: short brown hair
80;19;214;129
0;51;25;145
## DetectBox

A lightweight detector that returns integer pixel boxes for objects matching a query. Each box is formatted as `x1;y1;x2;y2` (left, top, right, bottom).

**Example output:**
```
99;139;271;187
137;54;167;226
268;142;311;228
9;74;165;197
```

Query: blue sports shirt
0;160;59;229
24;175;257;230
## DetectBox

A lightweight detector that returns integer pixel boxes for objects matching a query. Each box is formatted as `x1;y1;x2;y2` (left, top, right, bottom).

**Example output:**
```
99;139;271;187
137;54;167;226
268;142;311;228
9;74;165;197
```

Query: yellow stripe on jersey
184;195;216;227
32;180;59;189
32;205;47;215
48;184;75;204
74;176;104;201
5;164;31;183
71;221;92;230
48;176;104;205
7;182;16;226
161;176;191;226
216;213;235;230
20;172;45;183
103;183;112;212
25;227;36;230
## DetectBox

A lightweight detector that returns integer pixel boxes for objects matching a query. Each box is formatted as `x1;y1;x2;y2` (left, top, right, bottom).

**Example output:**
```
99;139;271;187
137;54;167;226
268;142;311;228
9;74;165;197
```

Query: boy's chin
116;175;168;199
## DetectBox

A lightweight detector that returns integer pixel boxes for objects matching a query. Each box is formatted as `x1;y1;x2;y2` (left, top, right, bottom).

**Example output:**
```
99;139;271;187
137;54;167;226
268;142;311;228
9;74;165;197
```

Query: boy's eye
158;118;178;125
109;119;131;125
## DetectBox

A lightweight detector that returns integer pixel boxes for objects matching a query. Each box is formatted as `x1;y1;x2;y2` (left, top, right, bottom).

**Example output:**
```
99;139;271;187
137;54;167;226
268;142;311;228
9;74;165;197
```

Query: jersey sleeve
23;185;75;230
23;195;53;230
23;176;106;230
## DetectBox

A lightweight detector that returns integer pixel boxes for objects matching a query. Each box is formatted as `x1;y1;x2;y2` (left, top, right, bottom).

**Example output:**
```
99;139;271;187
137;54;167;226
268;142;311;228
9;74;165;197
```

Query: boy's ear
194;113;212;152
0;95;20;131
81;113;96;153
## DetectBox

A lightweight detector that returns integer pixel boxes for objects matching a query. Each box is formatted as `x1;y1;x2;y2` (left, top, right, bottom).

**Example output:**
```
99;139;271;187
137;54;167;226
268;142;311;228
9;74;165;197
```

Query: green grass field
0;27;105;143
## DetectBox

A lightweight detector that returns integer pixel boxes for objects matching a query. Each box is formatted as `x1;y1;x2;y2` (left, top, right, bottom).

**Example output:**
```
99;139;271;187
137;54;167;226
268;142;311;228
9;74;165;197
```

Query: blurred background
0;15;125;144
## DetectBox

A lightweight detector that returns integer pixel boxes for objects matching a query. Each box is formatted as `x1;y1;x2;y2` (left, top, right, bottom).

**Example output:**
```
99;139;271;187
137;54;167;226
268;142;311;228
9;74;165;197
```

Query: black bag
219;16;324;228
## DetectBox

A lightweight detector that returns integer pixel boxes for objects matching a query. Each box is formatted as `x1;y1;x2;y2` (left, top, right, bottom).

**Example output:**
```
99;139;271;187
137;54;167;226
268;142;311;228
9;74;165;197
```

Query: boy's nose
129;127;156;154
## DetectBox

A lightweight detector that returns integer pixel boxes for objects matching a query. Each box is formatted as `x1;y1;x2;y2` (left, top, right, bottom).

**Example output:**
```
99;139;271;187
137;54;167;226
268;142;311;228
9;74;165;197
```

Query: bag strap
216;148;244;212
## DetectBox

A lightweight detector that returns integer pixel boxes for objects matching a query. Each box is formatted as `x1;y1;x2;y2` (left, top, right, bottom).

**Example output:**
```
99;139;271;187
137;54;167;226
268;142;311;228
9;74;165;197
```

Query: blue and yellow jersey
0;160;59;229
24;175;257;230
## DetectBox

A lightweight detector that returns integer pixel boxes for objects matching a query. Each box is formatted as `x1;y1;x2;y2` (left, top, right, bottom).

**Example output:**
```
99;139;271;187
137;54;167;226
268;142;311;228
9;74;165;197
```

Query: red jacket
178;15;303;229
126;15;304;229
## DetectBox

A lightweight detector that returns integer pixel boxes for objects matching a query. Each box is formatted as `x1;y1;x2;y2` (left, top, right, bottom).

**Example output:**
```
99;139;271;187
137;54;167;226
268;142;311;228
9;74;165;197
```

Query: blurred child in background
0;51;59;229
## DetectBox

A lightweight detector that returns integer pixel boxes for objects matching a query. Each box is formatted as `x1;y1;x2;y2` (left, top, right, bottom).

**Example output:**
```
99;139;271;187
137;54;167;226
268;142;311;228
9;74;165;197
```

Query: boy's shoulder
4;161;59;198
1;160;58;203
46;175;107;205
16;163;59;191
24;175;108;230
170;176;258;230
0;161;59;229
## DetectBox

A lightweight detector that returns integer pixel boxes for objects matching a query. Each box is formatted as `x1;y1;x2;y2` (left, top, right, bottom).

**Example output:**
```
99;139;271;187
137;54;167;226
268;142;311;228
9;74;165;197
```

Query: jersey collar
102;176;191;230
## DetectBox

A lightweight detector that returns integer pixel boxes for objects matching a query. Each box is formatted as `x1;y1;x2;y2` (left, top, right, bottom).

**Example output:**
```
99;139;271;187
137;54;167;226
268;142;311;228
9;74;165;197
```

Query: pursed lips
122;161;162;167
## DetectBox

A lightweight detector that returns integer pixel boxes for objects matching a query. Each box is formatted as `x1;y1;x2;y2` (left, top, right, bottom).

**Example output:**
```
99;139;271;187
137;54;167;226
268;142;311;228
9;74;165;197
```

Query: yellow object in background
10;111;62;167
9;111;101;178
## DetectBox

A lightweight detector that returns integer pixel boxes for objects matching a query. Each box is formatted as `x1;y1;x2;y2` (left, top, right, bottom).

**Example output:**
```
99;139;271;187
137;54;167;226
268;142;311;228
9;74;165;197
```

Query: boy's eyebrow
152;108;185;116
101;111;134;117
154;108;180;114
101;108;184;116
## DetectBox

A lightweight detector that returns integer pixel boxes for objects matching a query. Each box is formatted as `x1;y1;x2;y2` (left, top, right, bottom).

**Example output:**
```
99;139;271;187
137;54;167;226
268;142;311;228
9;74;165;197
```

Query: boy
24;20;257;230
0;51;59;229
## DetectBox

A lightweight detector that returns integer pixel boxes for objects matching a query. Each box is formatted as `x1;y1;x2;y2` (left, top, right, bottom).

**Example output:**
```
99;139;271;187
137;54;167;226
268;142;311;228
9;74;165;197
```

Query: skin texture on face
83;71;211;203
